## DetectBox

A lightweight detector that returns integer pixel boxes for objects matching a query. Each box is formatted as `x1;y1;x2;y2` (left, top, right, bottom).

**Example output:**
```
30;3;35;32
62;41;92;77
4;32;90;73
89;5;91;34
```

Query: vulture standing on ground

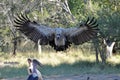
14;13;99;51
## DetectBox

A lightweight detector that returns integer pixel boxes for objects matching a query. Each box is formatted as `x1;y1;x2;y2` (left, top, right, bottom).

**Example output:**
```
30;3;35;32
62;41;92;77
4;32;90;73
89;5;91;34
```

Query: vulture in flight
14;13;99;51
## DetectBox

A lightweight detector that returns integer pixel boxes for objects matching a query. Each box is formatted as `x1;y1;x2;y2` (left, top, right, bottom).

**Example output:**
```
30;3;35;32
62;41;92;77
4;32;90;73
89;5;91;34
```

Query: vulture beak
57;36;60;39
56;34;60;40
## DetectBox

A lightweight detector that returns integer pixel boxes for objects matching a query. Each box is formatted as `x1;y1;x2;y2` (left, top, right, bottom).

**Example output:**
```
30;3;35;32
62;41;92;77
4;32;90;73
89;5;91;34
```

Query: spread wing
14;14;55;45
65;17;99;45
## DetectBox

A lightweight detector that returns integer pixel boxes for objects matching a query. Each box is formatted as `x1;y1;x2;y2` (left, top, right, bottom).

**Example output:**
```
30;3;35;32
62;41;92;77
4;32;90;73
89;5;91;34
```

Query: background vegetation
0;0;120;79
0;0;120;53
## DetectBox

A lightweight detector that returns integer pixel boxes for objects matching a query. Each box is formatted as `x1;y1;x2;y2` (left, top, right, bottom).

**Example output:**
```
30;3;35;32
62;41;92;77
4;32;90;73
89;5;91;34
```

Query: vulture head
14;13;99;51
54;28;66;47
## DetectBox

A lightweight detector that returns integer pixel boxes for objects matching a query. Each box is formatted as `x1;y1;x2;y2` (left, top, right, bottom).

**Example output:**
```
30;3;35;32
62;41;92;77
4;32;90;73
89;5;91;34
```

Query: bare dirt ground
2;74;120;80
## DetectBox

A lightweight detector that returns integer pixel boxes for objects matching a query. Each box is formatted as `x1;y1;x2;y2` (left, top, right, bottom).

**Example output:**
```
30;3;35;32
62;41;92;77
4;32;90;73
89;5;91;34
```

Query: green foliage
0;1;120;79
98;11;120;39
69;0;120;49
68;0;100;19
0;0;120;53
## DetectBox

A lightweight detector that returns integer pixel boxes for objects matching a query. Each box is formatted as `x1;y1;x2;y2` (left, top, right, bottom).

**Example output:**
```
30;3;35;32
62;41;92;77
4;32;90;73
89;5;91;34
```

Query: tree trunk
40;0;43;15
3;0;17;55
13;38;17;55
93;37;107;64
92;38;99;63
61;0;75;22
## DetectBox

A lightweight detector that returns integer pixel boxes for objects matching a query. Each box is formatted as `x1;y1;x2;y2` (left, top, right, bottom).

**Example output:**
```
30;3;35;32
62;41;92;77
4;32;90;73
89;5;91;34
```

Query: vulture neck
54;28;66;46
55;38;65;46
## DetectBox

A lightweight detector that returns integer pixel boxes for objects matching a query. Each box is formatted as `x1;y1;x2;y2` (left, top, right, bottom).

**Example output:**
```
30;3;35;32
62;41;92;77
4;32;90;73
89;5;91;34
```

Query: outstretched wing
14;14;55;45
65;17;99;45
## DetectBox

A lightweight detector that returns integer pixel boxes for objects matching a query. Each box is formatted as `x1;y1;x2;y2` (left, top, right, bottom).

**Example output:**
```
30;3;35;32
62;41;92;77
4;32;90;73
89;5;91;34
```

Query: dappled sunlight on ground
107;55;120;64
0;50;120;79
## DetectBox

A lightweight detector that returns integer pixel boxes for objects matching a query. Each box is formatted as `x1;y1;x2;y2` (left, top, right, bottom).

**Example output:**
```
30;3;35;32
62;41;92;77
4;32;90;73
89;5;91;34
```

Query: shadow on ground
0;60;120;79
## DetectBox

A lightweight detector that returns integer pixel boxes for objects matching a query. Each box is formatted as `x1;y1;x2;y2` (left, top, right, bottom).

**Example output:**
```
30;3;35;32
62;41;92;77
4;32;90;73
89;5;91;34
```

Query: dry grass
0;49;120;78
0;49;96;66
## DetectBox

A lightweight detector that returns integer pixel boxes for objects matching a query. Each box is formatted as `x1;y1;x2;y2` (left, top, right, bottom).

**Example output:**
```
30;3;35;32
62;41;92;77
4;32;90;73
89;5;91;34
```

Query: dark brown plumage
14;13;99;51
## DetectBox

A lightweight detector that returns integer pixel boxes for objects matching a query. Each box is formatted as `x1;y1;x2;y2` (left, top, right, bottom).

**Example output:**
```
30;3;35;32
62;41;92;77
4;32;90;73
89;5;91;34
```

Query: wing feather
65;17;99;45
14;13;55;45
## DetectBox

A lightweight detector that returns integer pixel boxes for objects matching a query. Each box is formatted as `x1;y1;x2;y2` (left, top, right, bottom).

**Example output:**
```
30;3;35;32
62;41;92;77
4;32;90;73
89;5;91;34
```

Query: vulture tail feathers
49;40;71;51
